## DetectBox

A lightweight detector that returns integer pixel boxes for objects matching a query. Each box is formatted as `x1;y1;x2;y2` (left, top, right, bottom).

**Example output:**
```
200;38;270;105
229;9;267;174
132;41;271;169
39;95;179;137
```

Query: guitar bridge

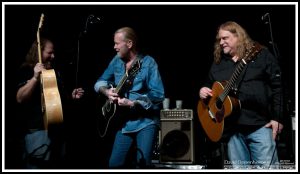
208;109;216;122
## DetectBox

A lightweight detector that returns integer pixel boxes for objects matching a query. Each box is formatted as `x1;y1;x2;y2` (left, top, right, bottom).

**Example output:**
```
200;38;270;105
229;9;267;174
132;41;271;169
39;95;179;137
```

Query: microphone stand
75;14;100;88
264;13;283;121
264;13;290;168
75;33;82;89
75;15;91;88
265;14;280;60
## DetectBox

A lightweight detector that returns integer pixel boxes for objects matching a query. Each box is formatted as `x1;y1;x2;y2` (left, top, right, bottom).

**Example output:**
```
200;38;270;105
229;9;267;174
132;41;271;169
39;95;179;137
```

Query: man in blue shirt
94;27;165;168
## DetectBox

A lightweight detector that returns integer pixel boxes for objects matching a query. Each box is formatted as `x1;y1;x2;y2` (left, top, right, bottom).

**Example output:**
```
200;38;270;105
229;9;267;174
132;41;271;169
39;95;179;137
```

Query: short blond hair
115;27;138;50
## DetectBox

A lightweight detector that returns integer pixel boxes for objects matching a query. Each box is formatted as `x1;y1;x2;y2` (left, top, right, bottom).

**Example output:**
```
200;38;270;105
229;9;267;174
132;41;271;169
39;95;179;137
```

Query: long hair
22;38;52;68
213;21;255;64
115;27;138;51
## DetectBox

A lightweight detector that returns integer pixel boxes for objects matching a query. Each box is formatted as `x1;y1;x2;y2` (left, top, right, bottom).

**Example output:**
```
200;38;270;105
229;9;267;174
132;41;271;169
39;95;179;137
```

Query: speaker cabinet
159;109;194;164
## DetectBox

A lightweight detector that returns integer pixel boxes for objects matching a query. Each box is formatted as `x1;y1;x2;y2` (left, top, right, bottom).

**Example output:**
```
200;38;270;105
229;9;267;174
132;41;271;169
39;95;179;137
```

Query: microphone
83;14;101;34
88;14;101;24
261;13;269;24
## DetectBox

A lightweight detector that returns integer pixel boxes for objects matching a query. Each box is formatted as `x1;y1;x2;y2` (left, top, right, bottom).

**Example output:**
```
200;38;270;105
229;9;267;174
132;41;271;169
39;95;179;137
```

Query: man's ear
126;40;133;48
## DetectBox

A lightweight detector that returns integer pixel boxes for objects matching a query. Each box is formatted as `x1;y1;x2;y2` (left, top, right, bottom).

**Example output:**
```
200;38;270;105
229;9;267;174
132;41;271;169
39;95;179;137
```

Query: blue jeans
24;130;51;169
227;126;279;169
109;124;158;168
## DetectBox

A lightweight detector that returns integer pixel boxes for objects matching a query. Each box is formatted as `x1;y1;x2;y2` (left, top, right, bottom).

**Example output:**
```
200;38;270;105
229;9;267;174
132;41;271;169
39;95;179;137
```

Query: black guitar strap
127;54;142;80
123;54;142;94
134;54;142;67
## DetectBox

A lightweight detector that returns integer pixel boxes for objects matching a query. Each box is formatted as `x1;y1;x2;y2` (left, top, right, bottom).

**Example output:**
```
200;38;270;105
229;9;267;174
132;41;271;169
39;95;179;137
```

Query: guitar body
96;95;124;138
98;99;118;137
41;69;63;129
197;81;241;142
102;100;117;120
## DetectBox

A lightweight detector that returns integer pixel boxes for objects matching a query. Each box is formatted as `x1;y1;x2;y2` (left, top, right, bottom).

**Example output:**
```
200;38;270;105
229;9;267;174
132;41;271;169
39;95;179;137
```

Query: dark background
4;4;296;169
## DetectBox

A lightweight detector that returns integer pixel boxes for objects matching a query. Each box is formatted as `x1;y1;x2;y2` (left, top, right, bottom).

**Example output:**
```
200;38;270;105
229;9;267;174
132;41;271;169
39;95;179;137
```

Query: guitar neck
219;42;262;102
113;57;141;94
37;13;44;64
114;72;129;94
219;59;247;102
37;33;42;64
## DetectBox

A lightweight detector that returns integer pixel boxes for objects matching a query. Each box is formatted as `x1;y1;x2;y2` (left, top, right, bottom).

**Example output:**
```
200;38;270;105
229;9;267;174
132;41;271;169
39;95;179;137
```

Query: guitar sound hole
216;98;223;110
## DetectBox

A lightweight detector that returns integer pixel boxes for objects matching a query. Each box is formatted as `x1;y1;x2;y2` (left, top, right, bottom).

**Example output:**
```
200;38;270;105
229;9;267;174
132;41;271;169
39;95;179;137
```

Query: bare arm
16;63;44;103
16;77;39;103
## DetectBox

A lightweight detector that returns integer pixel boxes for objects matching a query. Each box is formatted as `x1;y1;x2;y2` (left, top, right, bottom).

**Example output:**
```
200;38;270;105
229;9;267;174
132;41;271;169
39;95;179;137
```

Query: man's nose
220;39;224;45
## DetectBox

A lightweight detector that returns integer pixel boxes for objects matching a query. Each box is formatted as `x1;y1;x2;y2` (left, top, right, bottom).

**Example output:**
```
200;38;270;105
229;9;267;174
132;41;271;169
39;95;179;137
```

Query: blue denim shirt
94;54;165;133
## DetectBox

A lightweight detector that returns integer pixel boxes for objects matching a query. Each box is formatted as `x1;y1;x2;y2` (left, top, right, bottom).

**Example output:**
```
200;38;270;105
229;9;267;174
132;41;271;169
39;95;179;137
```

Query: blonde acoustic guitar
37;13;63;130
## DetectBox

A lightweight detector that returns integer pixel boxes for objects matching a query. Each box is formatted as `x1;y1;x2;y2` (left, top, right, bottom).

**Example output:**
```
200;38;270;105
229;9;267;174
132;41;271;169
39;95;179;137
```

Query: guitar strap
232;42;263;94
123;54;142;94
128;54;142;78
133;54;142;67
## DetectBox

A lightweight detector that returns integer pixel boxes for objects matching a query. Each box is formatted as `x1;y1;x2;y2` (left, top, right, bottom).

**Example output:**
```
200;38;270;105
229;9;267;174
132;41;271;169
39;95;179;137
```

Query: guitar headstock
38;13;44;31
37;13;45;64
244;42;263;63
128;59;141;77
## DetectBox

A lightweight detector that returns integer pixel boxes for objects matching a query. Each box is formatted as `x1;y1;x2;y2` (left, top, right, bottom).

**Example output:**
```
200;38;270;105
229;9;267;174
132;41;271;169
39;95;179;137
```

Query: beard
44;61;52;69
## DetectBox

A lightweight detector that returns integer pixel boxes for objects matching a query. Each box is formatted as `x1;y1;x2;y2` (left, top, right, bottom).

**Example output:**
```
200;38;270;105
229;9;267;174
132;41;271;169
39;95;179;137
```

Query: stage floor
151;160;206;169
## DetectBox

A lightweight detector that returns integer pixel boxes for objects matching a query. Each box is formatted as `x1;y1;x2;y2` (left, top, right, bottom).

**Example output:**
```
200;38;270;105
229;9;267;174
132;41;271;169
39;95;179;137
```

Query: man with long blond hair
199;21;283;169
16;38;84;168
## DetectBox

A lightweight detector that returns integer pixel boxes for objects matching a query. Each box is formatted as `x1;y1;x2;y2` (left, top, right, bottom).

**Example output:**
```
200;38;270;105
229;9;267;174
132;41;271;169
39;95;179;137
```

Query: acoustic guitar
97;58;141;137
37;13;63;129
197;43;262;142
